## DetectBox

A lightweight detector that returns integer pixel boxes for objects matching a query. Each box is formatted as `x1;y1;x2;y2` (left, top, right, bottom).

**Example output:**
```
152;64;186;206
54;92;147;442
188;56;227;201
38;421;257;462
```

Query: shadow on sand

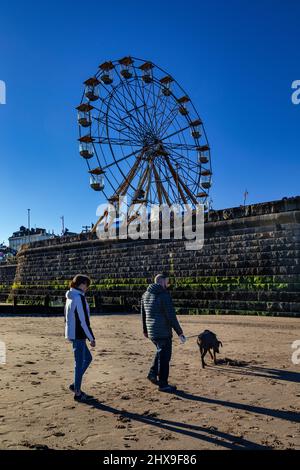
209;361;300;384
173;390;300;423
81;390;295;450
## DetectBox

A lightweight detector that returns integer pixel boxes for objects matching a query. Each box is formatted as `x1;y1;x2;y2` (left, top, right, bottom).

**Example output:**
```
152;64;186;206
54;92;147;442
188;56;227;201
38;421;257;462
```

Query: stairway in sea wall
9;196;300;316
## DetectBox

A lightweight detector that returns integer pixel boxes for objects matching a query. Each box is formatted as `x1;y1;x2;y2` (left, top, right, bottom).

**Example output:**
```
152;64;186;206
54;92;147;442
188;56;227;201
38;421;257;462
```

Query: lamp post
60;216;65;235
27;209;31;244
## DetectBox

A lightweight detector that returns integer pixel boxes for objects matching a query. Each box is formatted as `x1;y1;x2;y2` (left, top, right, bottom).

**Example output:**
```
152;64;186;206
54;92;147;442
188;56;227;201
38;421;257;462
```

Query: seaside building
8;226;56;251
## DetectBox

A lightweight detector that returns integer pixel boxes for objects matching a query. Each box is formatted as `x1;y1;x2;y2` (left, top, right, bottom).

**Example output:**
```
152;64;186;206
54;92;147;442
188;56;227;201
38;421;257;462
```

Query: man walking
141;274;185;392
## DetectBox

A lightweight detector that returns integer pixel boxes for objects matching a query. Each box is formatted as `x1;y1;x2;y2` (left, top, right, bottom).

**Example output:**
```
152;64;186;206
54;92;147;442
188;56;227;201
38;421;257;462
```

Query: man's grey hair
154;274;169;284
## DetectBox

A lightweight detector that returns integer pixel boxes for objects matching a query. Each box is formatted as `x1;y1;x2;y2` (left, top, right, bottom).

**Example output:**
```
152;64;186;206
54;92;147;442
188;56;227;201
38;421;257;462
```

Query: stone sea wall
6;196;300;316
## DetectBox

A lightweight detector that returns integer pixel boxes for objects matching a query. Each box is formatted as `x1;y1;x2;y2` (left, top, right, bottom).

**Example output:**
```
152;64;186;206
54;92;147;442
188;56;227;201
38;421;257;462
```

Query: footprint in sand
120;394;131;400
117;415;131;423
160;433;175;441
20;440;51;450
124;435;138;442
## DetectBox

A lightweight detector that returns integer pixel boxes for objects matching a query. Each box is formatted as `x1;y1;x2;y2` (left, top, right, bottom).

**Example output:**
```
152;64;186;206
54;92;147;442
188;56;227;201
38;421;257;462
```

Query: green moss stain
9;275;298;292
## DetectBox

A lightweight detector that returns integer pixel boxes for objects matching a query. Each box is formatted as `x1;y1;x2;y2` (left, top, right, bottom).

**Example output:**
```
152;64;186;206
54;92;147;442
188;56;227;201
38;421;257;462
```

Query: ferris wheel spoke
116;84;147;138
152;164;163;205
157;160;181;206
111;152;144;198
131;163;150;202
93;106;132;133
152;80;167;134
164;157;188;205
164;144;198;170
148;80;158;133
99;86;136;128
93;115;140;142
146;81;162;134
158;108;179;138
168;154;201;189
152;164;172;206
154;91;171;136
176;164;199;189
151;82;170;137
132;71;148;127
101;147;143;171
155;92;178;127
162;110;198;173
165;156;198;205
158;159;184;206
110;97;144;141
160;125;190;142
99;81;142;135
135;70;158;135
155;93;179;136
118;75;155;138
108;88;146;139
102;98;143;142
143;161;153;204
136;77;157;133
117;78;156;140
93;137;141;147
91;145;121;195
158;101;186;138
163;142;199;151
160;101;188;138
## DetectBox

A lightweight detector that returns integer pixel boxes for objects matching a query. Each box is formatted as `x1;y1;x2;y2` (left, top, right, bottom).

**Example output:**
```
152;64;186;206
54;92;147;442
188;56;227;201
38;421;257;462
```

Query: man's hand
179;334;186;344
143;332;148;338
90;340;96;348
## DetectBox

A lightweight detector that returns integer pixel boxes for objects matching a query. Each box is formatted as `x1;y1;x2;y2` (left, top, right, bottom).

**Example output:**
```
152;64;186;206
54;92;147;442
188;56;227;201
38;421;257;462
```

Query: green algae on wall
10;274;298;293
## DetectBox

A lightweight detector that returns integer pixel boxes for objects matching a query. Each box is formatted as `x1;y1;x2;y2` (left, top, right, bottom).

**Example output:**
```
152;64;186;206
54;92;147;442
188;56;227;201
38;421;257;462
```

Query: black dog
197;329;223;368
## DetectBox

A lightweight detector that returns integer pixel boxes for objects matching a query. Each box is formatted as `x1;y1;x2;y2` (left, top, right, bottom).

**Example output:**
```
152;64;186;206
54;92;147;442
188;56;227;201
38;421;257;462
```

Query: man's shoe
74;392;93;402
147;374;159;385
158;384;177;393
69;383;75;392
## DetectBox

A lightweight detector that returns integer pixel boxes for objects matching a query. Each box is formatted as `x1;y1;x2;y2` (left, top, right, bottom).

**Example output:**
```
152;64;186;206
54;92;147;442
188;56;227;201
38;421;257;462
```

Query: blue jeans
149;338;172;386
72;339;92;392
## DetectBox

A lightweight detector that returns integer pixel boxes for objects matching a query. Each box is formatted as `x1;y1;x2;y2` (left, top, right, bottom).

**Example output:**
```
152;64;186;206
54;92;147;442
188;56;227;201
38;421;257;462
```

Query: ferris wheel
77;56;212;232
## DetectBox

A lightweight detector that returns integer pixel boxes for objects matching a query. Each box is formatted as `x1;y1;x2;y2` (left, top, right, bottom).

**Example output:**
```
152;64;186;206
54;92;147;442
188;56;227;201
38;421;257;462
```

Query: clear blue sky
1;0;299;244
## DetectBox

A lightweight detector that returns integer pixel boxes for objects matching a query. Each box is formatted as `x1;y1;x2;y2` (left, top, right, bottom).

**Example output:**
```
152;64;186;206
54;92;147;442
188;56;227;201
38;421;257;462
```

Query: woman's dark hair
69;274;91;289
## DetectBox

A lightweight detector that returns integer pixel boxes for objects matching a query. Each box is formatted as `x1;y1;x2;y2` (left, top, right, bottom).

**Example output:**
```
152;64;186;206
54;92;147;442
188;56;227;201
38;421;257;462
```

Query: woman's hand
90;340;96;348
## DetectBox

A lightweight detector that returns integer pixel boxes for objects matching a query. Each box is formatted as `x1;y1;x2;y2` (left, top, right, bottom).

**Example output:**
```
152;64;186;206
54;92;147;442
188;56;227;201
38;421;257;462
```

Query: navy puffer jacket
141;283;183;340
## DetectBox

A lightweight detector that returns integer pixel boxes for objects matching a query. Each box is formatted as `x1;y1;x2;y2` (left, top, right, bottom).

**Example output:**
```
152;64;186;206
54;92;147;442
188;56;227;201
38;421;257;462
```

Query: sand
0;314;299;450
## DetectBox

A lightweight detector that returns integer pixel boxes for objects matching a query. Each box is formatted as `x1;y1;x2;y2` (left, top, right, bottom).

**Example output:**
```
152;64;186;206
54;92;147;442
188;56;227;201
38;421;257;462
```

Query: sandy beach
0;314;299;450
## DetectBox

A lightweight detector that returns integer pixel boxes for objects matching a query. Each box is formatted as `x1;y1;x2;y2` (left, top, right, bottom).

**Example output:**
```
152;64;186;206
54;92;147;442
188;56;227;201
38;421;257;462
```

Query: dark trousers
71;339;93;392
149;338;172;386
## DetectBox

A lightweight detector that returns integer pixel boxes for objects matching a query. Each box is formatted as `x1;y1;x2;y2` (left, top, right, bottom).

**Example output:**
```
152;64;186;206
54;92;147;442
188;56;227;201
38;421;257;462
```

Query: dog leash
184;334;199;340
174;333;199;346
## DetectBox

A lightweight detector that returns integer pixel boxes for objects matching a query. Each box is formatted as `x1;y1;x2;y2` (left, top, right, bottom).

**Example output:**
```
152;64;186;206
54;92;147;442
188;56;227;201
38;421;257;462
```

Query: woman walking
65;274;96;402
